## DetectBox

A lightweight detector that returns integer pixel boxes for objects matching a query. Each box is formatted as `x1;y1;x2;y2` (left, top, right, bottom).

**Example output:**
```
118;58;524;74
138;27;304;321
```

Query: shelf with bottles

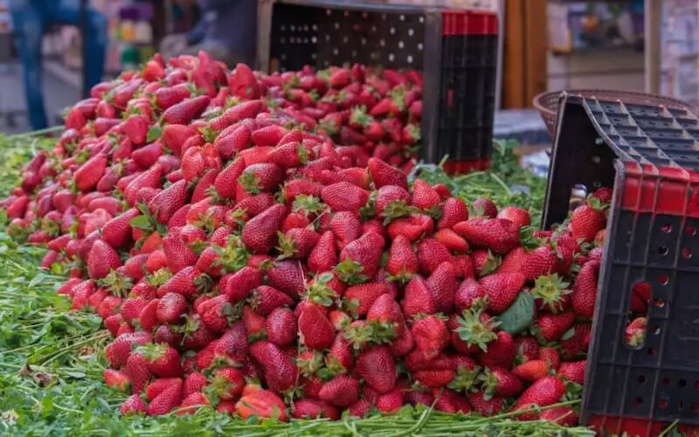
548;0;644;55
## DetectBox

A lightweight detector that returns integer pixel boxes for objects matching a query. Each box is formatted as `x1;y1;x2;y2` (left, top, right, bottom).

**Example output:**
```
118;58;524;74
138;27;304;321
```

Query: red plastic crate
542;93;699;436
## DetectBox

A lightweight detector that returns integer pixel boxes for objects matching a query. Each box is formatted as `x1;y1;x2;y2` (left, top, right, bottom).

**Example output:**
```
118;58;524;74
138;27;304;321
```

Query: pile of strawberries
1;51;613;423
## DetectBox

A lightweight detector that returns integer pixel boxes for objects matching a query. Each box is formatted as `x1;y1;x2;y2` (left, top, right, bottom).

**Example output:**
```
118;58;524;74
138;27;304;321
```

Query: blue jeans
9;0;107;130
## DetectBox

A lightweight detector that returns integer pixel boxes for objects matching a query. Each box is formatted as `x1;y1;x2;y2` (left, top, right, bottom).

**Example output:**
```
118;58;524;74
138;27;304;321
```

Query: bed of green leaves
0;135;597;436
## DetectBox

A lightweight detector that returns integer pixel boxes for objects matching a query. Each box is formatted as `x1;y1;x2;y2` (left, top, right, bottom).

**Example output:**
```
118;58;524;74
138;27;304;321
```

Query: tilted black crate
543;92;699;436
257;0;498;171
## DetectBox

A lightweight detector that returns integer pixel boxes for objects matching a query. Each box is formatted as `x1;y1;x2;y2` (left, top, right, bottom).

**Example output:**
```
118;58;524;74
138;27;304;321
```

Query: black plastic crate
543;92;699;436
257;0;498;170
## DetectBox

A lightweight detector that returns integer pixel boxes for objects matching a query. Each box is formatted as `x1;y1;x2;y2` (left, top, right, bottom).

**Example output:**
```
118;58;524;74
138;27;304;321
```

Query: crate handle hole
637;374;647;384
657;274;669;286
658;245;669;256
661;224;672;233
634;396;643;405
679;401;685;411
688;226;698;236
679;379;688;388
682;247;693;259
662;377;671;386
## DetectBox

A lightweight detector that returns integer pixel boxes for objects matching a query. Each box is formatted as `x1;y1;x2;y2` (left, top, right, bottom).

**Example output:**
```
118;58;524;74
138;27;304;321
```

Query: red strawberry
386;235;419;281
154;84;190;109
321;182;369;214
318;375;360;407
122;115;150;145
432;389;471;414
483;367;523;398
266;260;306;299
558;360;586;384
251;125;288;147
162;124;197;156
163;95;210;125
298;303;334;350
479;272;525;314
387;213;434;243
375;185;411;219
512;360;550;382
220;267;263;302
139;343;183;378
570;202;606;242
157;266;210;299
149;180;189;225
104;369;131;392
411;179;440;210
531;273;571;313
472;198;498;218
416;238;453;275
145;377;182;402
329;211;362;250
74;153;108;192
535;310;576;343
498;206;531;227
497;247;527;274
434;228;469;253
344;283;388;316
523;246;559;281
571;260;600;318
292;399;340;420
278;228;320;259
307;231;338;273
266;307;297;347
120;394;147;415
178;392;210;415
478;331;515;369
510;376;566;420
235;389;288;422
241;204;286;253
411;315;449;360
125;351;152;394
249;285;294;316
368;157;408;189
468;391;504;417
338;232;385;282
147;380;183;415
540;406;578;426
87;240;122;279
228;63;262;99
249;341;298;393
453;218;520;254
401;276;437;318
210;367;245;400
355;346;396;394
238;163;285;194
454;277;486;312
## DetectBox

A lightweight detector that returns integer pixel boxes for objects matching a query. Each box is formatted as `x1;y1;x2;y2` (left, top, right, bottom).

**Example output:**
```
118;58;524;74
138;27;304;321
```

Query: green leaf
129;215;152;230
146;126;162;143
498;292;535;335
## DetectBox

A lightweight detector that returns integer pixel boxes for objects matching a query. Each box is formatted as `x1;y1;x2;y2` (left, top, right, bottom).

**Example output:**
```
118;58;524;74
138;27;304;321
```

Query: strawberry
455;308;499;352
278;228;320;259
355;346;396;394
210;367;245;400
104;369;131;392
570;201;606;243
145;377;182;402
238;163;285;194
320;181;369;214
560;323;591;359
125;351;152;394
510;376;566;420
571;260;600;318
625;317;646;347
558;360;586;384
401;276;437;318
228;63;262;99
497;247;527;274
147;380;183;416
478;331;515;369
375;387;404;413
386;235;419;281
182;372;208;399
523;246;559;281
251;125;288;147
235;389;288;422
534;310;576;343
249;285;294;316
148;179;189;225
307;231;338;273
162;124;197;156
432;389;471;414
139;343;183;378
471;198;498;218
87;240;122;279
454;277;486;312
434;228;469;253
122;115;150;145
411;315;449;360
241;204;286;253
498;206;531;228
453;218;520;254
102;208;140;248
512;360;550;382
120;394;147;415
249;341;298;393
416;238;453;275
298;303;334;350
387;213;434;243
220;267;263;302
74;153;108;192
531;274;571;313
482;367;523;398
139;298;159;331
267;260;306;299
468;391;504;417
367;157;408;189
329;211;362;250
411;179;440;211
163;95;210;125
540;406;578;426
161;232;198;272
479;272;525;314
216;124;252;160
266;307;297;347
177;392;210;415
515;336;541;363
375;185;412;219
154;84;191;109
292;399;340;420
318;375;360;407
343;283;388;316
337;232;385;282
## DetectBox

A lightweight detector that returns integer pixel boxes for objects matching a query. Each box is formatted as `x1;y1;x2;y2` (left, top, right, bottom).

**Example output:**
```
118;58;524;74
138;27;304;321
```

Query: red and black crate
256;0;498;171
543;92;699;437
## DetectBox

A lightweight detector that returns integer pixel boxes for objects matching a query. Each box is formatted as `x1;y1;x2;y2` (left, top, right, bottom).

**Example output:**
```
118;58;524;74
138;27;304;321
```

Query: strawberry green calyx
479;251;501;277
147;268;172;288
531;274;571;313
297;350;325;377
405;124;420;142
350;106;372;128
390;86;406;111
303;273;337;307
101;270;134;296
381;200;416;225
342;321;373;351
276;232;297;260
479;369;500;400
334;259;368;285
193;273;213;293
455;309;500;352
449;365;482;393
237;171;262;195
321;355;347;379
367;319;398;344
292;195;326;218
137;342;167;362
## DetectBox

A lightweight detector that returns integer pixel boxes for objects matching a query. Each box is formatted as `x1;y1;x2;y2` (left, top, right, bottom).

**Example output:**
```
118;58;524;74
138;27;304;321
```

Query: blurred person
8;0;107;130
160;0;257;67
